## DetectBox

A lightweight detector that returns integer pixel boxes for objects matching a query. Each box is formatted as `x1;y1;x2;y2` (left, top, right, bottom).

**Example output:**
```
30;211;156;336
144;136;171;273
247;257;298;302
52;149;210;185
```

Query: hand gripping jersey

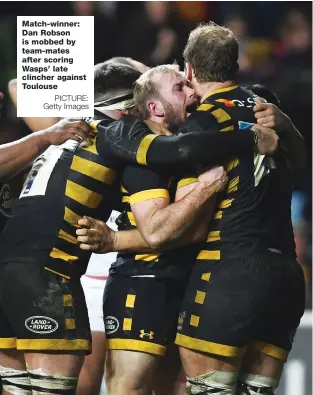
110;165;198;280
0;115;123;279
0;107;264;279
194;85;296;261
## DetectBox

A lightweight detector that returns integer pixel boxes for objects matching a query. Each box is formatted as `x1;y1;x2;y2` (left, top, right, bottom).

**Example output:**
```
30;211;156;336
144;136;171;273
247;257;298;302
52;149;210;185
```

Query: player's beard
161;99;185;134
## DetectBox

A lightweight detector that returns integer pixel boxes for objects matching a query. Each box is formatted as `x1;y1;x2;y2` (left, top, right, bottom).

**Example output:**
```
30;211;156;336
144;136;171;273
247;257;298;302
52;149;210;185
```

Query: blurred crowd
0;1;312;306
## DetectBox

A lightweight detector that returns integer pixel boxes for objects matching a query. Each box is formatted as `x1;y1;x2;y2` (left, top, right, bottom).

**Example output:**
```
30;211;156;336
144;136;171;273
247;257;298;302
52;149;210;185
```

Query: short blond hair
133;64;180;119
184;22;239;82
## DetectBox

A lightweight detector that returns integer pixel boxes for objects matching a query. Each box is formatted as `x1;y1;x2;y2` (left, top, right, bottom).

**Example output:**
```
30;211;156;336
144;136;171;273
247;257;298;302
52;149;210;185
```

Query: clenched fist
76;216;115;253
254;97;288;131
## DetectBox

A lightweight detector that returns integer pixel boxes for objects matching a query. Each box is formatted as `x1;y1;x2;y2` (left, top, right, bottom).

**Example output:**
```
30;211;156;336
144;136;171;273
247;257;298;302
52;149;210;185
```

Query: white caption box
17;16;94;117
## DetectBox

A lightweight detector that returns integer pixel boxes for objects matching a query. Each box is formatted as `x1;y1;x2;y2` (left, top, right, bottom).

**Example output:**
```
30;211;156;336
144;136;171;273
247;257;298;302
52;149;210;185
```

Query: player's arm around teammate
0;118;91;180
253;98;307;170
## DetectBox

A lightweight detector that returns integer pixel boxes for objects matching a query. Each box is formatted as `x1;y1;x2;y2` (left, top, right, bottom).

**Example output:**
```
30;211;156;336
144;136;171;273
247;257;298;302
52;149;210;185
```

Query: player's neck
195;80;236;102
148;116;169;135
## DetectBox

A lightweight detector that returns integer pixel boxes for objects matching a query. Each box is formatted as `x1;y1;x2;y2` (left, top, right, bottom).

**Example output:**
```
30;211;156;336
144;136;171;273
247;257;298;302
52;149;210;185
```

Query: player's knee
27;367;78;394
0;365;32;394
186;370;238;394
237;373;279;395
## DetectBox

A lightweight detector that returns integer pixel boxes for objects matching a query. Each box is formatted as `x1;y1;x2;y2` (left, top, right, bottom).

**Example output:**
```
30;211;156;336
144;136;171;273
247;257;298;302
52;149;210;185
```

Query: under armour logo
139;330;154;340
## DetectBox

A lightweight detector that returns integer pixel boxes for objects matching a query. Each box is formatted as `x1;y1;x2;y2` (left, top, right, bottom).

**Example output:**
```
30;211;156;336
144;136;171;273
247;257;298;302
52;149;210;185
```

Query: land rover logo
104;316;119;334
25;316;58;334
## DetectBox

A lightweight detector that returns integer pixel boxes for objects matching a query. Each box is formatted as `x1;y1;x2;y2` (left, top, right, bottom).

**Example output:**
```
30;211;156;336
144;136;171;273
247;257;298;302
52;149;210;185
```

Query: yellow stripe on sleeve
130;189;169;205
136;134;157;165
177;177;198;188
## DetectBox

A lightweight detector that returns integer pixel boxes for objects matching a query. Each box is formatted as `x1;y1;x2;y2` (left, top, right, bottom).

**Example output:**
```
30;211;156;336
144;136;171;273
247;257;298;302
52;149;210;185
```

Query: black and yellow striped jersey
110;164;199;279
0;108;253;280
192;85;296;261
0;113;124;279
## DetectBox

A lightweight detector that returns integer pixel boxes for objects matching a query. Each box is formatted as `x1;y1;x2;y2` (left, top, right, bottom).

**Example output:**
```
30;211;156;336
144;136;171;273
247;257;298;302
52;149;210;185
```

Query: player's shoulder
178;110;219;134
103;115;149;141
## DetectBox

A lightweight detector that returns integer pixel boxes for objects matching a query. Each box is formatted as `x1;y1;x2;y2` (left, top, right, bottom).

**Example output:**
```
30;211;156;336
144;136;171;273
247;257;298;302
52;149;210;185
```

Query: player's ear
147;100;164;117
185;62;192;81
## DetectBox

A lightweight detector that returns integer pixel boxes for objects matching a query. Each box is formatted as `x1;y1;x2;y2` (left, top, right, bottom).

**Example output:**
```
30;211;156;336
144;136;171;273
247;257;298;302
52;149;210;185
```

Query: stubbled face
153;72;198;129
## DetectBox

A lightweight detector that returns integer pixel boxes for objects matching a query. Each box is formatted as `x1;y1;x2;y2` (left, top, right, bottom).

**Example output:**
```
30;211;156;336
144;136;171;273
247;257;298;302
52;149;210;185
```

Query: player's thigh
0;350;26;371
77;331;106;395
106;349;159;390
175;257;274;376
241;348;283;378
152;344;185;395
0;350;31;395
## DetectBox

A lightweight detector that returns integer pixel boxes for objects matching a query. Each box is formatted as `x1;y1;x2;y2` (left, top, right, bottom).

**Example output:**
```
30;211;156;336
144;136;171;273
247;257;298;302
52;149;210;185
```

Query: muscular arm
113;179;214;253
111;181;220;252
8;79;60;132
0;131;51;180
0;119;91;181
129;170;226;250
168;179;217;247
77;171;225;254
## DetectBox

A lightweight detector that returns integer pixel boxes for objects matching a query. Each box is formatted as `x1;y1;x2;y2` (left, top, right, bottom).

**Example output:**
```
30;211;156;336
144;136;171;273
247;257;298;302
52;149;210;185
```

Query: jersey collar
201;85;239;103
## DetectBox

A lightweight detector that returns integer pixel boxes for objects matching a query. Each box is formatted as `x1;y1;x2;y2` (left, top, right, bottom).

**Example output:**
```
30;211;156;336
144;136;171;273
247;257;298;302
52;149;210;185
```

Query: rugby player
0;110;90;235
6;60;278;395
0;60;277;395
92;64;230;395
0;63;143;395
170;22;306;395
79;67;305;395
76;65;281;395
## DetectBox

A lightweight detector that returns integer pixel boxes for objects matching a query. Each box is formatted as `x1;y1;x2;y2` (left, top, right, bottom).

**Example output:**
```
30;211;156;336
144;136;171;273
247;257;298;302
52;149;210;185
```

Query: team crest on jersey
177;311;186;331
25;316;58;334
104;316;119;334
0;184;11;218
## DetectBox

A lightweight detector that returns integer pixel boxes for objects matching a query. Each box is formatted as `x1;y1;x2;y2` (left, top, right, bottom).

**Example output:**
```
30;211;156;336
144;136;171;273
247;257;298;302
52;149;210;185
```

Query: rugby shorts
175;252;305;362
103;274;186;356
0;262;91;354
